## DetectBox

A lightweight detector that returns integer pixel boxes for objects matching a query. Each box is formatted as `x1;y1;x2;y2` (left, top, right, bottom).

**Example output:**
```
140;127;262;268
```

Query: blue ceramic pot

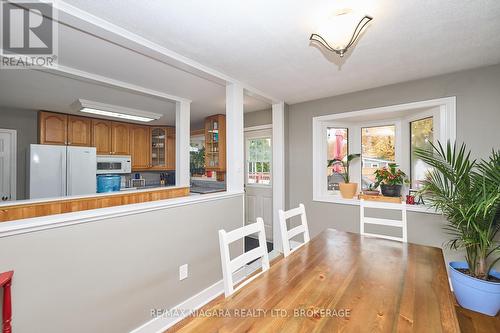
449;261;500;316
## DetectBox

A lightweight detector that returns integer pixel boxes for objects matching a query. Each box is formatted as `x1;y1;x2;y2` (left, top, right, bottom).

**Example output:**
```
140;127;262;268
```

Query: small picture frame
409;189;425;205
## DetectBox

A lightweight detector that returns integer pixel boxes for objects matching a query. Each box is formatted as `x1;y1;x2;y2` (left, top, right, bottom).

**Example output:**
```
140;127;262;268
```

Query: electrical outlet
179;264;188;280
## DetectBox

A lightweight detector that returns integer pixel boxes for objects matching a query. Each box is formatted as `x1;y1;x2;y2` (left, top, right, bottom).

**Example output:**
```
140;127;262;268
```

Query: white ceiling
63;0;500;104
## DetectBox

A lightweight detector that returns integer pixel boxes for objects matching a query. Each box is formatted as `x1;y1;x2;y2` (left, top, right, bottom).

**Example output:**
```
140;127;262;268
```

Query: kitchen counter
190;179;226;194
0;186;190;222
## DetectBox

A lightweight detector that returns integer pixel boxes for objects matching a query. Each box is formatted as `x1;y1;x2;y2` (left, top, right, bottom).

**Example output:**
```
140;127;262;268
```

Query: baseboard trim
130;268;248;333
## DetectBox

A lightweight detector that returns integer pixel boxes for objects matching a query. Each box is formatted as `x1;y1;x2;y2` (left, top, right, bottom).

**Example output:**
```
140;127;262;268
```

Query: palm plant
328;153;360;183
415;141;500;280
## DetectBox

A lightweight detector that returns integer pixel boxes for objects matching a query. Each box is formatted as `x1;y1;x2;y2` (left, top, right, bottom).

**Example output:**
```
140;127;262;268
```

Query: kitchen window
312;97;456;204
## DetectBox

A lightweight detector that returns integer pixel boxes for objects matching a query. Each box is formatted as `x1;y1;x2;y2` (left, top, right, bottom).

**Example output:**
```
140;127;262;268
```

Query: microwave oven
96;155;132;174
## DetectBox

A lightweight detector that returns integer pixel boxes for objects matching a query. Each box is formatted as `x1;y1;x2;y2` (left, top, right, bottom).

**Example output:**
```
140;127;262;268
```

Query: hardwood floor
455;305;499;333
168;229;461;332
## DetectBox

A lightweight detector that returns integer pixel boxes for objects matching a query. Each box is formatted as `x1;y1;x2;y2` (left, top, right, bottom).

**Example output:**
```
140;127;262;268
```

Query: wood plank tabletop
169;229;461;333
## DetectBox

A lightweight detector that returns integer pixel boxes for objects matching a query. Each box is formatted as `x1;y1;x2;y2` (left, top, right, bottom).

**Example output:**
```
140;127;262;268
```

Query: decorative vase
380;184;402;197
449;262;500;316
339;183;358;199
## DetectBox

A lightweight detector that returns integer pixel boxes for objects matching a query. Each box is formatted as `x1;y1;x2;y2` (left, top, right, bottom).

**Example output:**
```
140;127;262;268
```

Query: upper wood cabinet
205;114;226;173
67;116;92;146
91;119;112;154
111;122;130;155
130;125;151;169
166;128;176;171
39;111;68;145
149;127;175;170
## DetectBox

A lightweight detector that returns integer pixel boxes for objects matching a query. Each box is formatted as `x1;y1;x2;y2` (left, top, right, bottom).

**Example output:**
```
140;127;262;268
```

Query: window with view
247;137;271;185
410;117;434;189
327;128;348;191
361;125;396;190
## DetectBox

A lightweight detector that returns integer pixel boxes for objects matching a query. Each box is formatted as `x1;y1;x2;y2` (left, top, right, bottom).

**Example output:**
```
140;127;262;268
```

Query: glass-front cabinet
150;127;175;170
205;114;226;180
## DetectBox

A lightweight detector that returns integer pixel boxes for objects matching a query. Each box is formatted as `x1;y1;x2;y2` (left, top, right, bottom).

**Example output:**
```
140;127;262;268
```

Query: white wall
0;194;244;333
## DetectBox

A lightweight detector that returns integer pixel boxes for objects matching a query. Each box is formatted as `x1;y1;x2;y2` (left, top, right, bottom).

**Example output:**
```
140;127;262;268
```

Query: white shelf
313;195;438;214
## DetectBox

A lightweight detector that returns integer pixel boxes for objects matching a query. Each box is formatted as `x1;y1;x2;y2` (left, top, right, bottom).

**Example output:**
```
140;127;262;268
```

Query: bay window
313;97;456;207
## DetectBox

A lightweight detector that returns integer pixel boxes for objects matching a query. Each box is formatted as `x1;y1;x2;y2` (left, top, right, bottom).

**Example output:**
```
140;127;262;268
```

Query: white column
225;83;244;193
272;102;285;252
175;100;190;187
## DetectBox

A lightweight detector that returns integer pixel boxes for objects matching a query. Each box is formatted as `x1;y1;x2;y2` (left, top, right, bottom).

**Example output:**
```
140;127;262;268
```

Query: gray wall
244;108;272;127
287;64;500;265
0;107;38;200
0;195;244;333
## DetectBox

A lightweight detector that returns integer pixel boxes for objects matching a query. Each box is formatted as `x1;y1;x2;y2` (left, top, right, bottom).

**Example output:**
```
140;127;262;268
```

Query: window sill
313;195;439;214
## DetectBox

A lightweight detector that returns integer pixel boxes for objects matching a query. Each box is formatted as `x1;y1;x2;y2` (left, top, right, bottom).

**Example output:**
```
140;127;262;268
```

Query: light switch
179;264;188;280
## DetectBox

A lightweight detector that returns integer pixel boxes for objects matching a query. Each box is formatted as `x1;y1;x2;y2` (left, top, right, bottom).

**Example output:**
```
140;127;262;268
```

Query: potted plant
328;154;360;199
415;141;500;316
362;184;380;196
373;163;408;197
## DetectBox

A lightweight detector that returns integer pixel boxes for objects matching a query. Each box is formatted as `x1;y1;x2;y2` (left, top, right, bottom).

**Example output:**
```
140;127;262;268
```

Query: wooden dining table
170;229;460;333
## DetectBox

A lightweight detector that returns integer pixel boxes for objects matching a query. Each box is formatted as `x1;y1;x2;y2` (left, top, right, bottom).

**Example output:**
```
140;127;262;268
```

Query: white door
67;146;97;196
245;129;273;241
0;130;16;202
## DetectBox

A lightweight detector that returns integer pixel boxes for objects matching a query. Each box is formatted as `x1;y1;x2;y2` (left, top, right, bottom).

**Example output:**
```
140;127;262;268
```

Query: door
67;115;92;146
0;130;16;201
111;122;130;155
28;144;66;199
245;129;273;241
130;125;151;169
39;111;68;145
67;146;97;196
91;119;112;154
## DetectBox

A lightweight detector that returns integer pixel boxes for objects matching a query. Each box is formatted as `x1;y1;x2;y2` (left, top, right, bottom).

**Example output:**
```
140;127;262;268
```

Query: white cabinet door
0;130;16;201
245;129;273;241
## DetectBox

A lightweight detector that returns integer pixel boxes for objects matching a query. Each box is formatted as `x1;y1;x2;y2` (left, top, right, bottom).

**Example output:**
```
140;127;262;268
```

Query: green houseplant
328;153;360;198
415;141;500;316
373;163;409;197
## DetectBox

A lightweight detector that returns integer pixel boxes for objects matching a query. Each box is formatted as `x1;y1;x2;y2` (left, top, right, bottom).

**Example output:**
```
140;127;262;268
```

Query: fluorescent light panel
75;99;163;123
80;108;156;122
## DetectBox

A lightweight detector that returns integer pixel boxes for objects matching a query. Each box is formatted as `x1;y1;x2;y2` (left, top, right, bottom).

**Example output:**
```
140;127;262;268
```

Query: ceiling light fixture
310;9;373;57
73;99;162;122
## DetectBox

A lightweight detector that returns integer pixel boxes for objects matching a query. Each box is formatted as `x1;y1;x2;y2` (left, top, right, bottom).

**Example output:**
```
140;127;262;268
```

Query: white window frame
312;97;456;213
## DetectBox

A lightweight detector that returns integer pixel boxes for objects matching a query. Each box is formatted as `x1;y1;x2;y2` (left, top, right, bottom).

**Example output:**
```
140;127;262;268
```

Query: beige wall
0;195;244;333
244;108;272;127
287;64;500;265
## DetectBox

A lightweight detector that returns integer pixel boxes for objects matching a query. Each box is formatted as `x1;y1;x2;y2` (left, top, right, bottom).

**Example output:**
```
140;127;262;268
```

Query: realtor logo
1;0;58;68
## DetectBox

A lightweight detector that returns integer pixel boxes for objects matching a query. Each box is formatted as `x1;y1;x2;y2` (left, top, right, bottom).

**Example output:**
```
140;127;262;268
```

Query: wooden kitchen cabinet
205;114;226;174
111;122;130;155
166;127;176;170
130;125;151;169
150;127;175;170
39;111;68;145
91;119;112;154
67;115;92;146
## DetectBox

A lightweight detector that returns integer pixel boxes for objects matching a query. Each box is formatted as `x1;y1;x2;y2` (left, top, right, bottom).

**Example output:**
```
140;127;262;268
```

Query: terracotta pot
339;183;358;199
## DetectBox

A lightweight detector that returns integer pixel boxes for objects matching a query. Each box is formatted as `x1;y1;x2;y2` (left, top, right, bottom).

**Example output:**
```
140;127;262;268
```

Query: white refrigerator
28;144;97;199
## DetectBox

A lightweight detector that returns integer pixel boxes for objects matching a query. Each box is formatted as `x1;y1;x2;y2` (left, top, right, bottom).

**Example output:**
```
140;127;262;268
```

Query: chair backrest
278;203;310;257
360;199;407;242
218;218;270;297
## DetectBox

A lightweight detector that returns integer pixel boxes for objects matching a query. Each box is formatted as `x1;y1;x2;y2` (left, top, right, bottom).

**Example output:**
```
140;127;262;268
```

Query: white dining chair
278;203;310;257
360;199;407;242
218;218;270;297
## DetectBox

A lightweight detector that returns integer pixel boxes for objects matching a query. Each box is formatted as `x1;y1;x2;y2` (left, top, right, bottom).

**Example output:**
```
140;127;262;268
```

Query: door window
246;137;271;185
